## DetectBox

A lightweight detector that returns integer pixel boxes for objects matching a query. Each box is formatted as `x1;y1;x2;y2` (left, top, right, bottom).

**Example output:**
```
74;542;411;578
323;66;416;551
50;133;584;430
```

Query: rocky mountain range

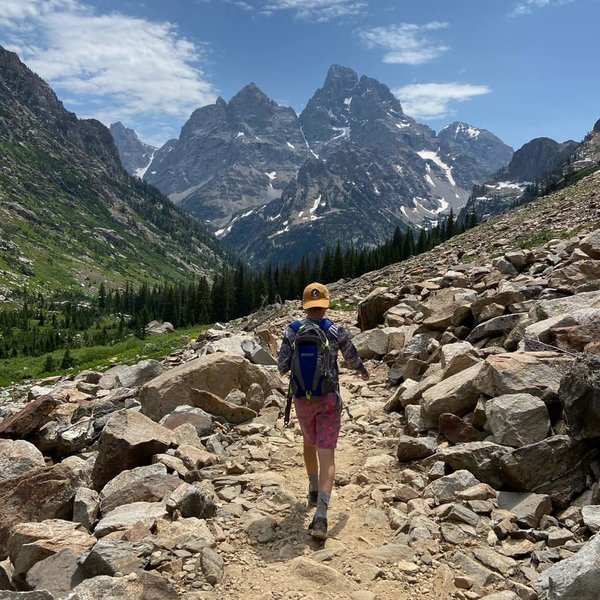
143;83;310;229
135;65;513;267
0;166;599;599
0;46;226;298
459;127;599;223
109;122;156;178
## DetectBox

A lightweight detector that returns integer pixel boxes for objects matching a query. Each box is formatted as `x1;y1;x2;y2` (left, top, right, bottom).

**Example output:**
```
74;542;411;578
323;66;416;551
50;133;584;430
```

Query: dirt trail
194;369;446;600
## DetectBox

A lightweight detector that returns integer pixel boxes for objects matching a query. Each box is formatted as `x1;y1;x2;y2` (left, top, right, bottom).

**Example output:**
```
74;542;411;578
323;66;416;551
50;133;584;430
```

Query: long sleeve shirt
277;318;367;387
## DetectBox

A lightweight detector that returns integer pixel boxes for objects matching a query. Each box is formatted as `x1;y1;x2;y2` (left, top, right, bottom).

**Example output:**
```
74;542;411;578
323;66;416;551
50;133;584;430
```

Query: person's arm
338;326;369;380
277;326;294;375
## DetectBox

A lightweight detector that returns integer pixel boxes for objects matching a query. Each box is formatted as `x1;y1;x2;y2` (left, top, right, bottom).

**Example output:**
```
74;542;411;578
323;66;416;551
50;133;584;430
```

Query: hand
360;371;369;381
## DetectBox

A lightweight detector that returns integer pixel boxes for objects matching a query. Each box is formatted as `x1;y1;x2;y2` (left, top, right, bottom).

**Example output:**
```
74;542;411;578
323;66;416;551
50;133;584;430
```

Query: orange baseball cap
302;282;330;309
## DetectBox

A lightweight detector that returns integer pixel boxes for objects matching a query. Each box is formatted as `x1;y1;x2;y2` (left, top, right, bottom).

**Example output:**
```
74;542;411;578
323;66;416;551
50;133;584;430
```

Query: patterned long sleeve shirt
277;318;367;387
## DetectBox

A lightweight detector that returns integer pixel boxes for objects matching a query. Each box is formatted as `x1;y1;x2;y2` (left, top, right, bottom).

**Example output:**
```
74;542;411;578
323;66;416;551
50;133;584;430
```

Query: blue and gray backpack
289;318;335;400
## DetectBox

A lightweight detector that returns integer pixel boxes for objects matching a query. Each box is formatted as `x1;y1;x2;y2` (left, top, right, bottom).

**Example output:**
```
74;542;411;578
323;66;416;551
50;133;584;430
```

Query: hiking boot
308;516;328;540
307;490;318;507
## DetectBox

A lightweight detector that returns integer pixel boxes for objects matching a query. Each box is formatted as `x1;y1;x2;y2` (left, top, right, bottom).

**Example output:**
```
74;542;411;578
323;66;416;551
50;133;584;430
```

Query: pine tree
60;348;75;369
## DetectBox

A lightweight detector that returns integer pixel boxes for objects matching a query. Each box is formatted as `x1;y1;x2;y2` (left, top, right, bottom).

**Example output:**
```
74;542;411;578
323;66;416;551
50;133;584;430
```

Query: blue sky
1;0;598;150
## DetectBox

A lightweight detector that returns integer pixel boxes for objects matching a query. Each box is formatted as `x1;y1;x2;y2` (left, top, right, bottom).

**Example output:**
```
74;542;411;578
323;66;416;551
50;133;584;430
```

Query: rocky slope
0;169;599;599
145;65;513;267
459;135;585;222
109;122;157;178
0;47;226;298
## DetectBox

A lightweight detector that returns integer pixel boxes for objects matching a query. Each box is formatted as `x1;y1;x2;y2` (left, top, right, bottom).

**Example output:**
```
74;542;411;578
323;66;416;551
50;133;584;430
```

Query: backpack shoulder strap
320;318;333;331
290;319;304;333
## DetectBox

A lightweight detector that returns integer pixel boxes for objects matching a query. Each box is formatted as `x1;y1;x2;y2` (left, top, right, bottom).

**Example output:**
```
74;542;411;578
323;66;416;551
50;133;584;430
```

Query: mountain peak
443;121;482;140
323;64;359;89
230;82;272;106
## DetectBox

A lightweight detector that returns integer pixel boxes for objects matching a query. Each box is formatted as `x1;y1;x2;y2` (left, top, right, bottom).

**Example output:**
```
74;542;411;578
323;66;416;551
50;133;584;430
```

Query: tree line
0;209;477;361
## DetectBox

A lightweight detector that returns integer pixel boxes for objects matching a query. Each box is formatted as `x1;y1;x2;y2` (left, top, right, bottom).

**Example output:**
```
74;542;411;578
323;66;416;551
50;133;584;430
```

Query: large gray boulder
473;352;574;399
115;359;165;389
500;435;591;508
421;363;484;419
357;288;399;331
91;410;173;491
438;442;510;489
69;572;179;599
559;355;600;440
0;464;83;560
0;440;45;482
537;533;600;599
139;353;271;421
497;491;552;528
485;393;550;447
579;230;600;259
423;470;481;504
99;464;181;515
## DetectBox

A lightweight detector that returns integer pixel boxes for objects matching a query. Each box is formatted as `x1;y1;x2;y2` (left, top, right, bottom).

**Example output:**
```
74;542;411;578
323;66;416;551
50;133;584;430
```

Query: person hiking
278;282;369;540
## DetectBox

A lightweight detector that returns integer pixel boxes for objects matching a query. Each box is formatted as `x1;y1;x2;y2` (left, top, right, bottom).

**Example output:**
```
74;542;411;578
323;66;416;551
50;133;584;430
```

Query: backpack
289;318;335;400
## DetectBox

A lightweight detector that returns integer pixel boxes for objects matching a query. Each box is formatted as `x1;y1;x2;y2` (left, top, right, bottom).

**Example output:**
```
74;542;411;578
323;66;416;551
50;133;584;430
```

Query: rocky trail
2;171;600;600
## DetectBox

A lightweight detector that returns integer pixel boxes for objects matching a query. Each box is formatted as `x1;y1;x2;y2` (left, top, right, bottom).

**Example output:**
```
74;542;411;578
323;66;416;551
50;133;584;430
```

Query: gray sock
315;492;330;520
309;474;319;493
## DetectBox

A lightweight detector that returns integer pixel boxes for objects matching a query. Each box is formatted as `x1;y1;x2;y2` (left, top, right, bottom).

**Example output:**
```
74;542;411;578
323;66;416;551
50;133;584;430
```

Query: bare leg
303;437;318;478
317;448;335;493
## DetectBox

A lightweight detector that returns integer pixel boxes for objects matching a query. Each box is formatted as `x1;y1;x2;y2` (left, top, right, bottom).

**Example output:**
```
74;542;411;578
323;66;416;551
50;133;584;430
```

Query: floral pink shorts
293;392;341;450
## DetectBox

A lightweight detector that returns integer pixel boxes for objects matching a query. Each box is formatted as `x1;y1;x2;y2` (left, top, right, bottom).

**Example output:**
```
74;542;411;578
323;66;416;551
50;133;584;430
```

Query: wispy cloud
511;0;573;16
394;83;491;119
0;0;216;145
261;0;366;22
359;22;449;65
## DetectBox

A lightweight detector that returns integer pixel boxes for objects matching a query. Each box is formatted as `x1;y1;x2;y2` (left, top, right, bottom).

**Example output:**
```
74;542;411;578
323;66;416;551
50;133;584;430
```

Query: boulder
421;363;484;419
73;487;100;531
94;502;167;538
439;413;483;444
353;328;392;359
440;341;480;378
579;230;600;259
559;355;600;440
485;393;550;447
241;338;277;366
396;435;437;462
531;290;600;321
99;464;181;515
0;396;60;439
166;482;217;519
115;359;164;389
548;260;600;293
473;352;574;399
25;548;86;598
69;572;179;600
190;389;257;424
537;533;600;600
423;470;481;504
159;405;214;437
467;314;523;343
139;353;271;421
80;538;151;577
500;435;591;508
0;464;82;559
497;491;553;528
91;409;172;491
438;442;510;489
0;440;45;482
357;288;399;331
582;505;600;533
7;519;95;585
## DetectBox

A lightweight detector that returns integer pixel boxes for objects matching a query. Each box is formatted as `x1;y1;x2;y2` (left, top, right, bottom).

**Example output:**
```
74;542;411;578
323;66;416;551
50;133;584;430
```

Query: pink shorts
293;392;341;450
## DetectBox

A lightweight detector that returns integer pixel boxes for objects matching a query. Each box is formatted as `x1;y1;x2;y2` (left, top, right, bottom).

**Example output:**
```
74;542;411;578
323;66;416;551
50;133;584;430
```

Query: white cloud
394;83;492;119
0;0;216;144
359;22;449;65
261;0;366;21
512;0;573;16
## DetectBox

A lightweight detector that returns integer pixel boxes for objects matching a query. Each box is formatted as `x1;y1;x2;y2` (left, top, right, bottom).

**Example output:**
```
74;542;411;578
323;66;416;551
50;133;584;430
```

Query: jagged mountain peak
442;121;483;140
110;122;157;177
229;82;273;106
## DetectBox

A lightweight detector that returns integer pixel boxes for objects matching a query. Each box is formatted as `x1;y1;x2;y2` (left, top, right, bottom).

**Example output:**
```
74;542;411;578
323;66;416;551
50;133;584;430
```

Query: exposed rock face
109;122;156;177
145;83;309;228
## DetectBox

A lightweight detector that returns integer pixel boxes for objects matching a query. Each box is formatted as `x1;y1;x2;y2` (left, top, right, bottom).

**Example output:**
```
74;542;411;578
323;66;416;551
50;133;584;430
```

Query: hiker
278;282;369;539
